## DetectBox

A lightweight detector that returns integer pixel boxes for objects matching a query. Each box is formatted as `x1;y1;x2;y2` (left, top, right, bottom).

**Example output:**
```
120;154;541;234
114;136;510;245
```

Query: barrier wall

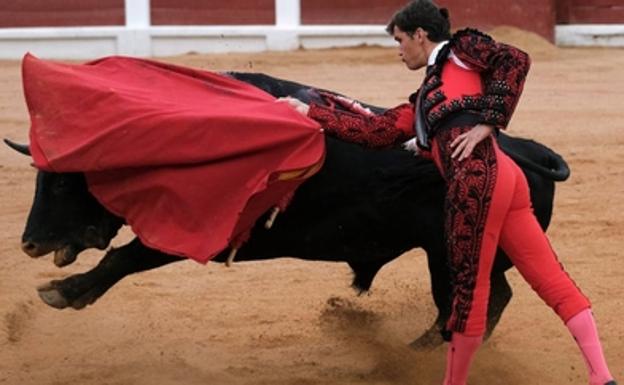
1;0;556;39
557;0;624;24
556;0;624;46
302;0;557;41
150;0;275;25
0;0;621;59
0;0;124;27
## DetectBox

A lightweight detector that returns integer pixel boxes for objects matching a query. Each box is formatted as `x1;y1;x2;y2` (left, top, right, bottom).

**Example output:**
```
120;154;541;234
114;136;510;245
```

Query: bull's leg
410;247;513;350
347;259;388;295
410;244;449;350
37;238;183;309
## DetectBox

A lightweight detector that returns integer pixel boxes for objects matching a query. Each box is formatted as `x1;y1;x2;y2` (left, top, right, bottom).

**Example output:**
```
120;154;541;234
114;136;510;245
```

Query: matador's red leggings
430;126;591;336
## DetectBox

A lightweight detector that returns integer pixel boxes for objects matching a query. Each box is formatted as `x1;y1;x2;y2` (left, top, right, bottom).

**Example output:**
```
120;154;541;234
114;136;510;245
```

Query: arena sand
0;28;622;384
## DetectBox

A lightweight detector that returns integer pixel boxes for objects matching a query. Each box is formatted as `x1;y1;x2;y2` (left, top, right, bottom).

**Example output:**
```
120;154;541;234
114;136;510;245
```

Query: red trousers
431;126;591;336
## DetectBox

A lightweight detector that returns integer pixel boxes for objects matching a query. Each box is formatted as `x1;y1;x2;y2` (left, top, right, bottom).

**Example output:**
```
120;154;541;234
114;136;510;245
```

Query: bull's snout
21;240;41;257
21;239;80;267
21;240;49;258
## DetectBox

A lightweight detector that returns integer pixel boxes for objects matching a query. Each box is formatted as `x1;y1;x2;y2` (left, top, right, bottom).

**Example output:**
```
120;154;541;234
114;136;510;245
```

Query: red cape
22;54;325;263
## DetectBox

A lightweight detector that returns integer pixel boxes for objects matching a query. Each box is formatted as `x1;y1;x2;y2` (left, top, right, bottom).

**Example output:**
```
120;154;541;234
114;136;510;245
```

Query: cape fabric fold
22;53;325;263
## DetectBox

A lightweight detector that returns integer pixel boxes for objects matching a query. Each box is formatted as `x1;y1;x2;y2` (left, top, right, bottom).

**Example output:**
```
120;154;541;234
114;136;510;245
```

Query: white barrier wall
556;25;624;47
0;0;393;60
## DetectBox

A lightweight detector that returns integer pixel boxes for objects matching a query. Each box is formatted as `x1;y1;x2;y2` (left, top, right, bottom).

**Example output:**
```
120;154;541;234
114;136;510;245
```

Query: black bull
6;72;569;349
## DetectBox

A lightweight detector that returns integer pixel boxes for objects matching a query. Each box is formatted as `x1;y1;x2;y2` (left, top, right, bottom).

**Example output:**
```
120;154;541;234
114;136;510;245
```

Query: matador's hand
450;124;495;161
276;97;309;115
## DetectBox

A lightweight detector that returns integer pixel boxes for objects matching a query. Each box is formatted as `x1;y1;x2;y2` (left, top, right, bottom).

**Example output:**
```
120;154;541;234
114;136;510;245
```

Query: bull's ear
3;138;31;156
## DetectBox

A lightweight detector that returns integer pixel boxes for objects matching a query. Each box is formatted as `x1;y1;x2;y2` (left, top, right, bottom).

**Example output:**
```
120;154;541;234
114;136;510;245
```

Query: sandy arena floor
0;28;622;385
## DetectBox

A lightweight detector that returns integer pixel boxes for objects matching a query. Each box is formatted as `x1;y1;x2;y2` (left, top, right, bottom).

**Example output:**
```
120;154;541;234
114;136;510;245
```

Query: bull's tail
506;148;570;181
498;134;571;182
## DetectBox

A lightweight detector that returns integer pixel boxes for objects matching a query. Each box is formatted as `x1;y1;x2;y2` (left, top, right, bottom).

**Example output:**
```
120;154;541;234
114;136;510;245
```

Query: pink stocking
566;309;614;385
443;333;483;385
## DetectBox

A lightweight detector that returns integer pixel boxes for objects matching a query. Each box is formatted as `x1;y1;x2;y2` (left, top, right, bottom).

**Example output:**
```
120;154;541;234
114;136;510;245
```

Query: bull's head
5;139;123;267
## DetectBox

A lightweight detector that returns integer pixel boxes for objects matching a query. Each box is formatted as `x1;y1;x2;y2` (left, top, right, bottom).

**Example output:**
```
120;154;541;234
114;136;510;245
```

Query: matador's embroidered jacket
307;28;531;149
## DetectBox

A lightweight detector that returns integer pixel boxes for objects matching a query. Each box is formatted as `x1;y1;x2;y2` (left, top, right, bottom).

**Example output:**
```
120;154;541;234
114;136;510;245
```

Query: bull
5;72;569;348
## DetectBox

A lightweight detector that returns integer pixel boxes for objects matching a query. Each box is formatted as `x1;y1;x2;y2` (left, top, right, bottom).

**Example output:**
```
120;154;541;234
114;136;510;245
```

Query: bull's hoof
37;278;104;310
409;326;445;350
37;283;70;309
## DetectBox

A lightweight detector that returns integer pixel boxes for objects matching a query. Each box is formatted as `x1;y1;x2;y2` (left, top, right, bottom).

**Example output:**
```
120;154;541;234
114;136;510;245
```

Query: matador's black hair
386;0;451;42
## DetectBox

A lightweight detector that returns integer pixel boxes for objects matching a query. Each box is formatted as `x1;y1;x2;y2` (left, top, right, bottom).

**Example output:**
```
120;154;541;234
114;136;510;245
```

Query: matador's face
393;26;429;71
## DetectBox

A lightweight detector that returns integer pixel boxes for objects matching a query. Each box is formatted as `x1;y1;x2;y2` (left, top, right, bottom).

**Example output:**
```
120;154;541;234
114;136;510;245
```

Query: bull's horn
264;207;280;229
3;138;31;156
226;247;238;267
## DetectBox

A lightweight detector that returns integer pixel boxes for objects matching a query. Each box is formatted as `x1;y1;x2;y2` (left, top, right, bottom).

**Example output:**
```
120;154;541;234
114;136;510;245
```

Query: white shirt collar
428;41;449;66
427;40;471;70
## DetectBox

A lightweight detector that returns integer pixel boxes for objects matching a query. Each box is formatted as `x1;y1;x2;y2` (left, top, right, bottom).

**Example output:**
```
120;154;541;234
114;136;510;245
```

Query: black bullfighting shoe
604;381;617;385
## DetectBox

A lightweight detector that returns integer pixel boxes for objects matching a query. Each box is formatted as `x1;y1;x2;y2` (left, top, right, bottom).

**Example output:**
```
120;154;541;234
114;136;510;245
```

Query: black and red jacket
307;28;531;149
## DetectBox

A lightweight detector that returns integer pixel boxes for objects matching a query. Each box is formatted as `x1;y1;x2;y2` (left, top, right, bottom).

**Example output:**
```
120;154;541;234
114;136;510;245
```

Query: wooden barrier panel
439;0;556;41
302;0;556;41
0;0;124;27
557;0;624;24
150;0;275;25
301;0;406;24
